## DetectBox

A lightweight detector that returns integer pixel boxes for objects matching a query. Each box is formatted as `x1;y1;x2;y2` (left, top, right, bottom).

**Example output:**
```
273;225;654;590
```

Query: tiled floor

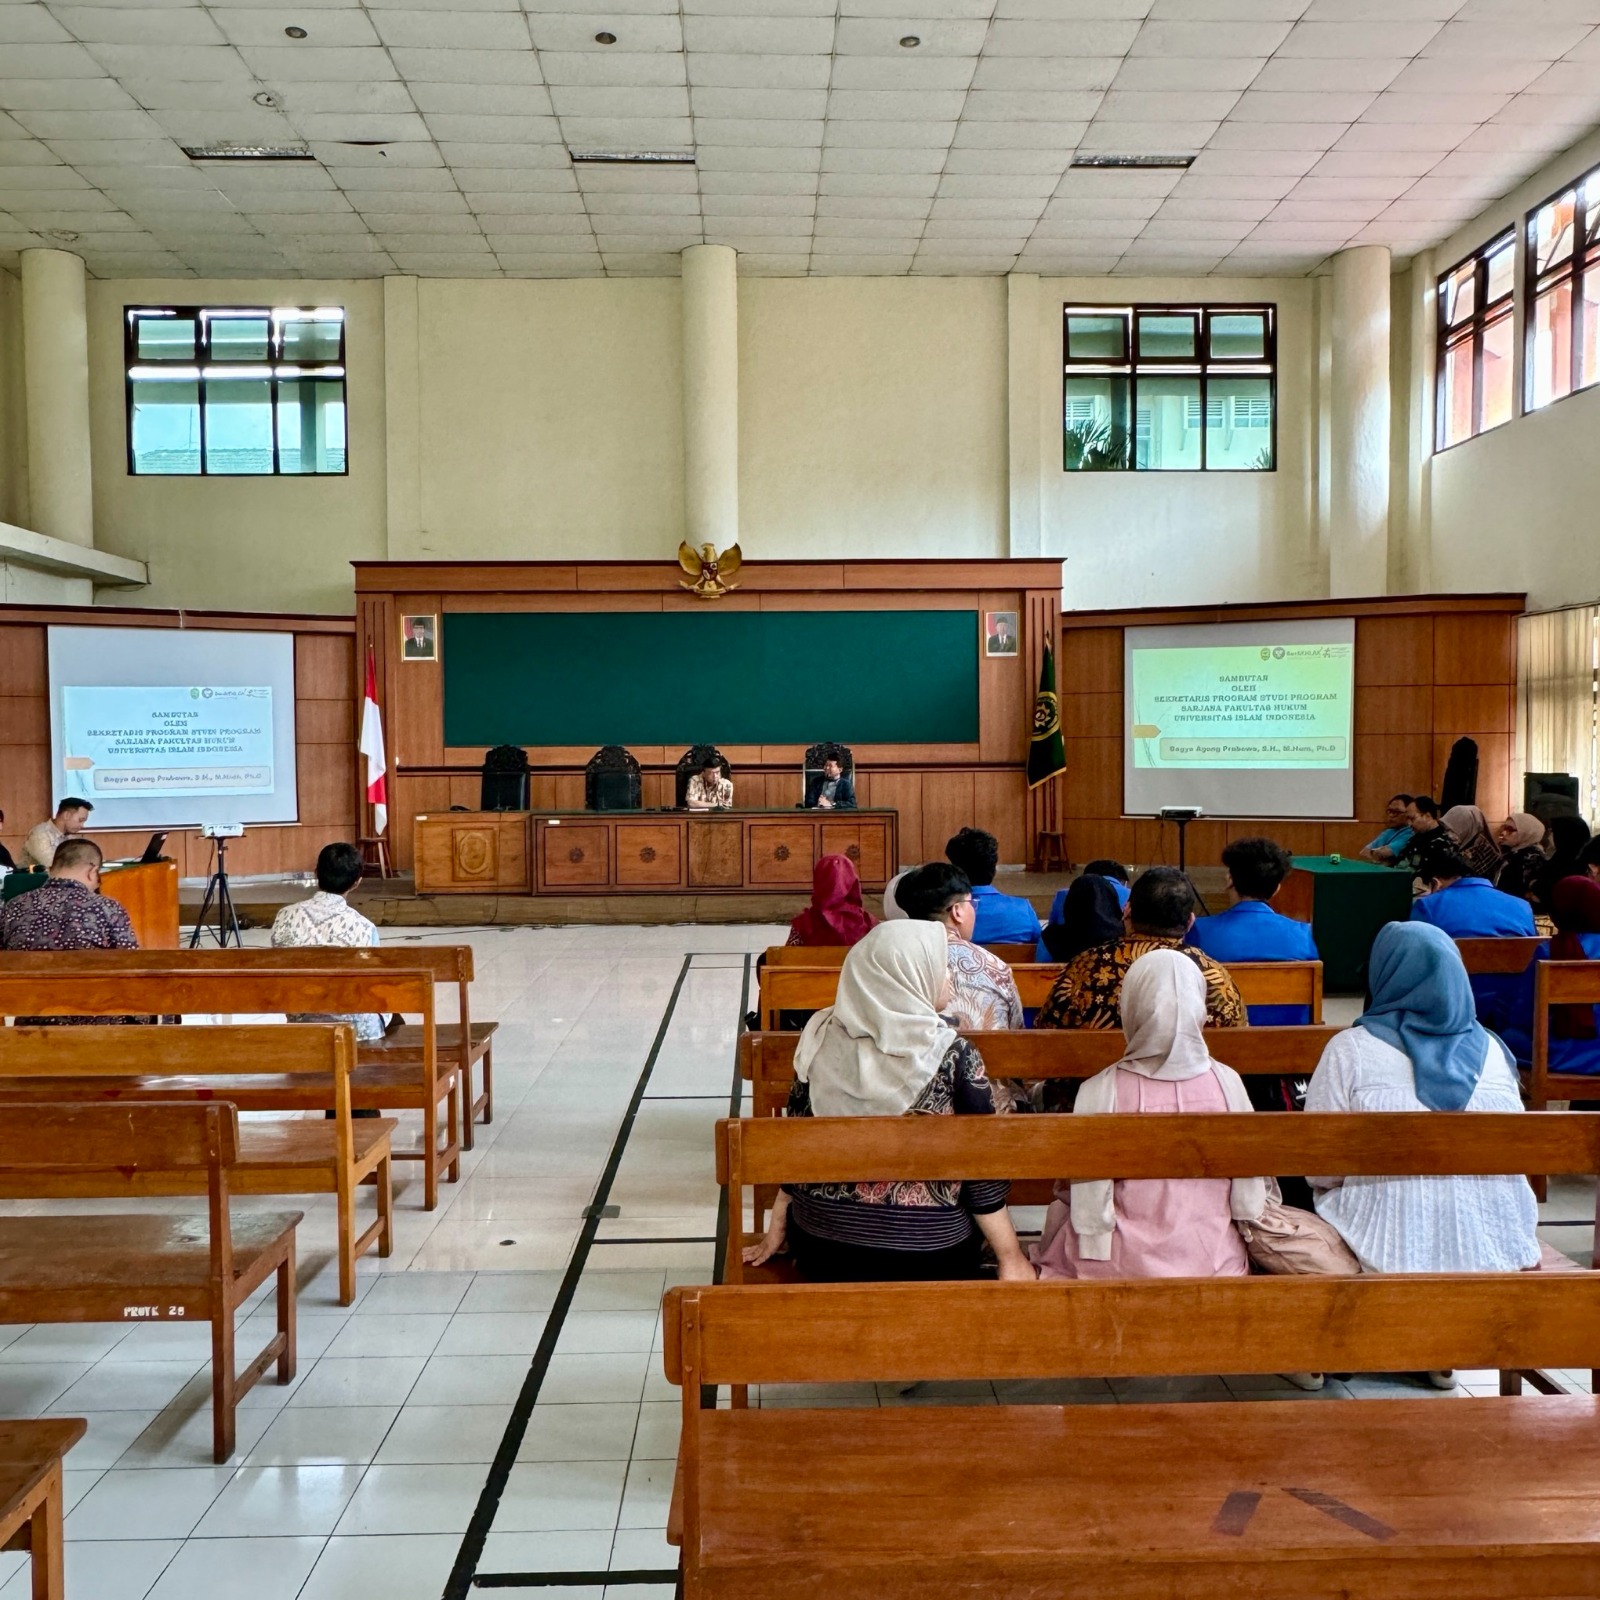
0;925;1591;1599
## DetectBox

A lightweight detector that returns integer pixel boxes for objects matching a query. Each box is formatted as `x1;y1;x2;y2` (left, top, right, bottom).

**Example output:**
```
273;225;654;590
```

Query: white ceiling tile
988;18;1142;52
112;77;256;110
811;231;919;248
937;172;1057;196
689;0;833;14
308;136;443;163
210;9;378;46
1131;19;1295;53
820;144;945;170
373;9;533;47
292;110;433;139
1207;118;1351;147
697;169;816;193
948;119;1087;148
388;47;544;82
1230;90;1377;119
1275;20;1445;54
823;118;953;146
829;88;970;119
1458;118;1589;149
680;15;830;53
1110;55;1266;88
408;82;553;115
1155;194;1276;219
996;0;1150;13
0;77;135;110
526;12;682;50
688;211;810;233
1334;119;1476;147
930;196;1044;219
691;115;819;145
693;86;826;117
1250;56;1405;90
1077;117;1221;148
549;85;689;116
463;188;585;209
557;114;695;143
238;45;396;81
964;89;1106;120
807;255;912;271
1385;55;1547;92
701;191;813;213
351;188;466;213
542;49;686;85
1424;20;1593;55
478;211;592;232
1526;60;1600;92
46;136;189;162
1052;165;1181;194
818;169;937;192
450;165;578;188
1148;0;1304;14
1170;171;1297;195
149;110;299;143
1361;91;1509;120
11;107;164;138
1307;147;1438;174
1377;195;1479;219
731;253;809;273
1095;89;1241;118
1301;0;1457;16
1562;28;1600;56
1031;215;1142;236
1015;252;1122;272
572;162;697;188
942;147;1071;172
844;0;995;15
817;193;928;216
831;54;978;88
361;209;480;232
1495;90;1600;121
693;143;820;168
832;16;984;52
1287;173;1413;198
1;8;82;44
592;228;701;247
1041;192;1164;217
1270;196;1385;220
578;188;699;212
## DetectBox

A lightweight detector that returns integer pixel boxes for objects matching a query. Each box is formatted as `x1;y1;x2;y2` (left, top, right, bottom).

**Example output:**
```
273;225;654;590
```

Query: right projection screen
1123;618;1356;819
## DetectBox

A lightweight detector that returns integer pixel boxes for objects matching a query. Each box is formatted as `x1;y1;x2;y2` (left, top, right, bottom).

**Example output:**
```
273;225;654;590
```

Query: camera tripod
189;834;243;948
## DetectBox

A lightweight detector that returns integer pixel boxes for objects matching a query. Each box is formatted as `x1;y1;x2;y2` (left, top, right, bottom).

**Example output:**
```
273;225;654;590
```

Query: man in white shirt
272;841;385;1044
22;797;93;871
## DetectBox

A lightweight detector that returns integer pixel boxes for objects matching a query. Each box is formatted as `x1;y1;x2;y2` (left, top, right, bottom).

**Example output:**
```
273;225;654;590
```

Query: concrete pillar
20;248;94;548
1328;244;1391;597
680;243;738;548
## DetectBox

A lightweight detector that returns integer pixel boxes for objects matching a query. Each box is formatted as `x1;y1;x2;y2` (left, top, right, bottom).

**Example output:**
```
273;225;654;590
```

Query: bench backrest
1456;936;1546;975
0;944;473;982
758;959;1322;1027
764;942;1040;968
0;967;431;1020
0;1023;358;1160
739;1025;1342;1118
1532;959;1600;1101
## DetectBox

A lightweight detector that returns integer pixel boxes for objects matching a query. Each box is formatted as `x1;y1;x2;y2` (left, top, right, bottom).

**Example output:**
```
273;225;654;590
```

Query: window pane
1485;238;1514;304
277;379;347;474
1135;375;1201;469
1481;310;1514;433
1208;312;1266;359
279;313;343;363
1534;191;1576;275
208;314;269;362
1137;313;1196;358
135;315;196;361
1205;377;1273;470
1581;256;1600;392
1529;281;1575;409
1440;337;1475;447
1444;262;1476;326
1063;375;1130;470
129;377;200;474
1065;313;1126;361
203;378;273;474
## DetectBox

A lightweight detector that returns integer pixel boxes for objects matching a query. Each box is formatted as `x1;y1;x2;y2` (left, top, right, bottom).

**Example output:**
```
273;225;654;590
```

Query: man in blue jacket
1189;836;1319;1023
945;827;1040;947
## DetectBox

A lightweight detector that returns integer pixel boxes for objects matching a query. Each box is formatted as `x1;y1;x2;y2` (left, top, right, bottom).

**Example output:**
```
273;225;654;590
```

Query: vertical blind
1520;605;1600;820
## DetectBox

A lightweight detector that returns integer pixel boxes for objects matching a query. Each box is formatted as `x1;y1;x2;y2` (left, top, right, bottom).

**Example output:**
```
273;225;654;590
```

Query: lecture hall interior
2;1;1600;1595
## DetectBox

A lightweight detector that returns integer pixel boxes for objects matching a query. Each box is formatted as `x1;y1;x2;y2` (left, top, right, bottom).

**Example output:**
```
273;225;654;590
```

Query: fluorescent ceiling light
182;142;315;162
569;149;696;165
1071;154;1196;170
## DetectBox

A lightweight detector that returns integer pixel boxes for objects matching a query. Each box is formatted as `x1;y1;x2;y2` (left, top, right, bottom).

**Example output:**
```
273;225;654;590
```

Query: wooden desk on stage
414;810;898;896
1276;855;1413;993
0;860;179;949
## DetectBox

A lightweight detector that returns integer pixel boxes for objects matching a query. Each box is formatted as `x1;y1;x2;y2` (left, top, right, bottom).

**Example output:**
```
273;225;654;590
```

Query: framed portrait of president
984;610;1019;658
401;614;438;662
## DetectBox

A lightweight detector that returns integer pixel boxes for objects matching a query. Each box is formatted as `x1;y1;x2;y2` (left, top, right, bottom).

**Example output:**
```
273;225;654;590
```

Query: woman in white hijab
1032;949;1265;1280
743;921;1034;1283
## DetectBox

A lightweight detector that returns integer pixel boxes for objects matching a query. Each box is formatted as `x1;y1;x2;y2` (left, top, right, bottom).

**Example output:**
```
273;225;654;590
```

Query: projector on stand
1155;806;1208;911
1158;806;1204;822
201;822;244;839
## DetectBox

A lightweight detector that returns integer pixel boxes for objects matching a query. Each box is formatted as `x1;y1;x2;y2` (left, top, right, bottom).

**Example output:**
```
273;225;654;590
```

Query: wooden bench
758;959;1323;1028
0;1420;86;1600
0;1023;393;1305
0;968;460;1209
1456;935;1546;975
0;943;496;1148
765;942;1040;967
664;1259;1600;1600
0;1103;298;1463
1531;959;1600;1113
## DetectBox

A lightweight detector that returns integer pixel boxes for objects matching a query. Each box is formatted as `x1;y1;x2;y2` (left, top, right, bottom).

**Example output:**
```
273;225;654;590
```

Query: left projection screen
47;627;300;829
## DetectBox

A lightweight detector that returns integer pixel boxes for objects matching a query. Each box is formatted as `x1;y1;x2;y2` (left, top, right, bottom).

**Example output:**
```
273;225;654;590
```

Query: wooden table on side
0;859;178;949
414;809;898;896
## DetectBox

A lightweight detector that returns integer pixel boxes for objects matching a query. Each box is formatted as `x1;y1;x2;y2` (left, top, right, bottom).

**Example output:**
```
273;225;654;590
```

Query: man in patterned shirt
271;842;385;1044
684;755;734;811
1037;867;1246;1033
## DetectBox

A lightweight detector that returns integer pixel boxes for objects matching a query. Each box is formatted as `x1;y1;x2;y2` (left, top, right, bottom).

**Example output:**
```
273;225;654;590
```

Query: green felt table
1277;855;1415;994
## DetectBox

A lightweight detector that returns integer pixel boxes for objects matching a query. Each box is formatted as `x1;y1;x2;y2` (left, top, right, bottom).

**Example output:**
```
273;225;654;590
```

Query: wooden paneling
1353;685;1432;736
295;699;353;746
295;635;354;703
0;696;48;746
1059;627;1122;695
1435;613;1516;686
1060;740;1120;818
1356;615;1433;687
393;593;444;768
1355;734;1434;817
689;820;744;887
748;822;816;887
1065;693;1120;740
860;770;923;865
414;811;530;893
1434;685;1514;735
0;627;46;697
539;822;611;887
921;771;976;865
615;822;684;888
973;770;1026;868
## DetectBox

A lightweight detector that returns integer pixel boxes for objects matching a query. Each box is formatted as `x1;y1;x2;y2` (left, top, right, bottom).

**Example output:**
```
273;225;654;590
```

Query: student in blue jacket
1188;836;1319;1024
1501;876;1600;1075
1410;837;1536;1029
1037;858;1128;961
945;827;1040;948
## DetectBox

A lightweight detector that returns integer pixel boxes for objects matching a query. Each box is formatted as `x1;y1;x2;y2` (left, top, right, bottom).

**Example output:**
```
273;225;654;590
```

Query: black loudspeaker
592;769;637;812
1525;771;1581;821
480;769;529;811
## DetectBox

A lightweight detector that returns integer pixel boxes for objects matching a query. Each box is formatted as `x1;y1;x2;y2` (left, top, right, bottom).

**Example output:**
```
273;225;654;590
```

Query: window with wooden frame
1062;304;1276;472
1435;230;1515;451
1526;164;1600;413
124;306;347;476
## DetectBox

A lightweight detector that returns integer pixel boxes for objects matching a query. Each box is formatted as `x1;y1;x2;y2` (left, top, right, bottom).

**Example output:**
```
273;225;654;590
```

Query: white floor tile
479;1528;613;1572
373;1405;512;1465
630;1402;680;1461
494;1460;628;1532
408;1354;532;1408
0;1537;182;1600
435;1311;551;1356
540;1352;650;1405
0;1323;133;1364
145;1535;324;1599
299;1533;462;1600
320;1314;452;1360
286;1357;425;1409
358;1273;475;1314
458;1273;564;1314
332;1463;489;1535
119;1402;273;1468
57;1362;208;1413
67;1467;236;1540
514;1402;640;1462
41;1408;159;1469
245;1407;401;1468
0;1363;95;1416
556;1313;659;1355
610;1526;679;1571
193;1465;365;1538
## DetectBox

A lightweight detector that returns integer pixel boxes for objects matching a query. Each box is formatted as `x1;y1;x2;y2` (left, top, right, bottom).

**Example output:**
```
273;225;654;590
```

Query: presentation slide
47;627;299;830
1123;619;1355;819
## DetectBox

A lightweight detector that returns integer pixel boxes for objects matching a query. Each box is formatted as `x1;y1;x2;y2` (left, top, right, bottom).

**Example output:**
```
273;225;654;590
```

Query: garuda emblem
678;541;742;600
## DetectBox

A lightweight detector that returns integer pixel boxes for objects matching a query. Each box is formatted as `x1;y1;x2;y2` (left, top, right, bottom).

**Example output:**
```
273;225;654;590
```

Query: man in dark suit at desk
803;754;856;810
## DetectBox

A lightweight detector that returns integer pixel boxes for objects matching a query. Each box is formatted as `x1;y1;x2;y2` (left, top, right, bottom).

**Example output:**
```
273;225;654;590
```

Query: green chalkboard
442;610;980;747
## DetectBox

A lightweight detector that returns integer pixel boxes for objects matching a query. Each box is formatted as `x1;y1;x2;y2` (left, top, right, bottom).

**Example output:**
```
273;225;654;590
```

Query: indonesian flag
359;649;388;836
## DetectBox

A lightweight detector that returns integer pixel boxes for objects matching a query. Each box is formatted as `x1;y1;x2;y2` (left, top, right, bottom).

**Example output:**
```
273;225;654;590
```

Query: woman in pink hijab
787;854;877;948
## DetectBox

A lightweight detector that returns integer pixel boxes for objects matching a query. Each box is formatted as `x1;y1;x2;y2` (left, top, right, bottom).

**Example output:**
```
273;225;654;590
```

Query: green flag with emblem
1027;642;1066;789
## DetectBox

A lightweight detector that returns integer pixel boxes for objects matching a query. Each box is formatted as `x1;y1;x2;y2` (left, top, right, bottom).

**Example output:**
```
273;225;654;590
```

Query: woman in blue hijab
1303;921;1540;1286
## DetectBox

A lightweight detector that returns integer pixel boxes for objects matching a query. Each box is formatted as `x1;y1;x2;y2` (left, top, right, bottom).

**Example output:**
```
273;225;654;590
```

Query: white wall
1418;126;1600;613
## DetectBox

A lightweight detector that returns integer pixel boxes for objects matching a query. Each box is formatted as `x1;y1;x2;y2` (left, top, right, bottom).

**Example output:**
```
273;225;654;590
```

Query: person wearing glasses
894;861;1023;1034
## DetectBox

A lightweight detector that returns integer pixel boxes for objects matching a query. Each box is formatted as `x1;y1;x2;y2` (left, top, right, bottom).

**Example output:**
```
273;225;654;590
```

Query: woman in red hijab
788;854;877;947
